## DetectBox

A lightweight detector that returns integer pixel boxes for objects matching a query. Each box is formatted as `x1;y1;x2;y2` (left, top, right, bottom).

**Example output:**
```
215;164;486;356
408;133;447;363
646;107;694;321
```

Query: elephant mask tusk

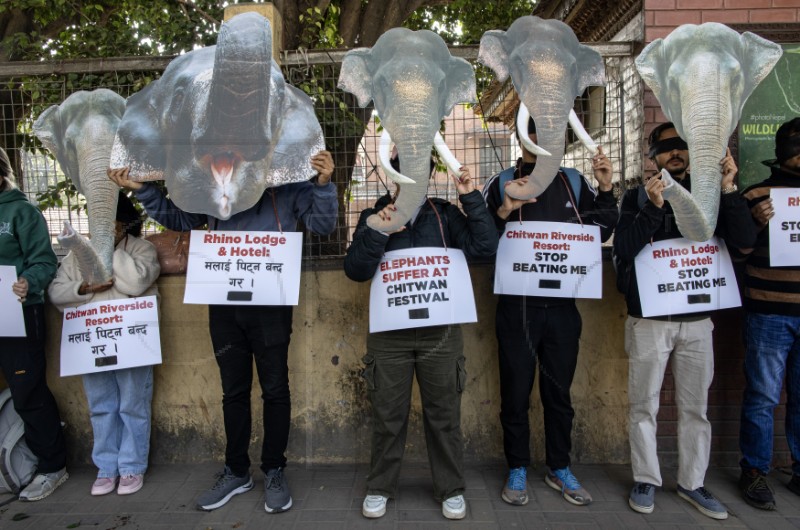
516;104;552;157
433;132;463;177
378;130;416;184
568;109;598;155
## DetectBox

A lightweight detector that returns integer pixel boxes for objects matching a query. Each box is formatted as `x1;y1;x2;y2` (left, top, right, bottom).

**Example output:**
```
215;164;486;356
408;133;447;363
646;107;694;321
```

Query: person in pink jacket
49;192;160;496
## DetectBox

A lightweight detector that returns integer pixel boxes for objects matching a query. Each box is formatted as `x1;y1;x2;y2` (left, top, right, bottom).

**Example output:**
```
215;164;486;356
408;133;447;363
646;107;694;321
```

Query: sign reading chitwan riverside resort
634;237;740;318
494;221;602;299
369;248;477;333
59;295;161;377
184;230;302;305
769;187;800;267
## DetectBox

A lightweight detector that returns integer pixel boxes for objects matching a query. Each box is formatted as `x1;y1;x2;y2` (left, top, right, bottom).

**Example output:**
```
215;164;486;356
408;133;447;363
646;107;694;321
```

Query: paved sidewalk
1;463;800;529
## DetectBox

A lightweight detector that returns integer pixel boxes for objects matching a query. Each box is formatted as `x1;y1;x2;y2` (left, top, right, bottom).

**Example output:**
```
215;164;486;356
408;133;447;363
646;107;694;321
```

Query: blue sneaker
677;484;727;520
502;466;529;505
629;482;655;514
545;467;592;506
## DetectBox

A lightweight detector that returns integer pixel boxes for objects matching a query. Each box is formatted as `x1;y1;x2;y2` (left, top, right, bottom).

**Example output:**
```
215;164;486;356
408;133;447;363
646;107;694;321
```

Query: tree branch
174;0;220;26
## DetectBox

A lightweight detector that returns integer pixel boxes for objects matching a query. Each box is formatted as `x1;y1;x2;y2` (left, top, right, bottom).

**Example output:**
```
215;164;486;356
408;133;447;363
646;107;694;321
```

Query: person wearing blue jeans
49;192;160;496
738;117;800;511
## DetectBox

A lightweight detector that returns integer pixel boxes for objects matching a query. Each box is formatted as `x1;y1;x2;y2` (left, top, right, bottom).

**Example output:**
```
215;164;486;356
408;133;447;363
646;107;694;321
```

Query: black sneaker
739;468;776;510
788;474;800;496
264;467;292;513
196;466;253;511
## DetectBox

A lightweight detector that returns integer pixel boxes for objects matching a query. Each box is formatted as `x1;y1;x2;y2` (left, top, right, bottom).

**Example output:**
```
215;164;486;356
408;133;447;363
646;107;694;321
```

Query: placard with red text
59;295;161;376
494;221;602;299
634;237;740;317
184;230;302;305
769;187;800;267
369;248;476;333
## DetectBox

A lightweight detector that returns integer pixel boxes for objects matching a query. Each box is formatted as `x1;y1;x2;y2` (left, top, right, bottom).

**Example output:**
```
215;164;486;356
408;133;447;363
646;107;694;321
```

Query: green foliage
405;0;537;45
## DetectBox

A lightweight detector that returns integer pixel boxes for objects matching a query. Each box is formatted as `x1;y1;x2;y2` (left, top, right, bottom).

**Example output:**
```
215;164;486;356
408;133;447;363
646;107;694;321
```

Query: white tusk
516;104;552;157
379;130;416;185
568;109;598;155
433;132;462;177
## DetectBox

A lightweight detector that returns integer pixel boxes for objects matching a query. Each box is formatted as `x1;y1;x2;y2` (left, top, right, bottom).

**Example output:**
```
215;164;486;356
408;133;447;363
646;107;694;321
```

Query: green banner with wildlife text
738;43;800;190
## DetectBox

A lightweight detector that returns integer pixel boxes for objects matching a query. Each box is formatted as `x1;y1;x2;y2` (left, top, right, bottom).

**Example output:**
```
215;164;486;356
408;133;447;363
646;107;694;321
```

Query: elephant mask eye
168;89;186;124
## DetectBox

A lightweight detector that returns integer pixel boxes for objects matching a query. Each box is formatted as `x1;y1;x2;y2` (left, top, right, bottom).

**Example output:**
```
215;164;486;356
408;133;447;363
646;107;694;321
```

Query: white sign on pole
369;247;477;333
769;187;800;267
59;295;161;377
634;237;740;317
184;230;303;305
0;265;25;337
494;221;602;299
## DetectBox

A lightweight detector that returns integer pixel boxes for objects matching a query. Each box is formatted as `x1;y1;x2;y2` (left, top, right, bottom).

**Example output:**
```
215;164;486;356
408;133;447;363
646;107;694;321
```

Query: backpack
0;389;37;494
498;166;583;205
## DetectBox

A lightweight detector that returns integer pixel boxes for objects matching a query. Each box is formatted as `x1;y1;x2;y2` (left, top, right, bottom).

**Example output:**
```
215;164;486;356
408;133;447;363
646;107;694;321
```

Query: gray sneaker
264;467;292;513
196;467;253;511
629;482;655;514
19;468;68;501
677;484;728;520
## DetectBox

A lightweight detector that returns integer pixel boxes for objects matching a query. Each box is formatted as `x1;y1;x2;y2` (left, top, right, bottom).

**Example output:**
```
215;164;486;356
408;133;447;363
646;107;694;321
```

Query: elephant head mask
34;88;126;283
636;22;782;241
478;16;605;200
338;27;476;233
110;12;324;220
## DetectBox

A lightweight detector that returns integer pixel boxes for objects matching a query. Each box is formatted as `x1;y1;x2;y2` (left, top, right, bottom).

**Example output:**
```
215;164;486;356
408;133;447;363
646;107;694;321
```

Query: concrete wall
41;262;634;467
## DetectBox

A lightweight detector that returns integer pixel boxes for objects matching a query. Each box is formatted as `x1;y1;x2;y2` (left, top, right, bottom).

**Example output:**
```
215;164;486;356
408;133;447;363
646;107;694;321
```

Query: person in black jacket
482;118;616;507
345;155;498;521
614;123;757;520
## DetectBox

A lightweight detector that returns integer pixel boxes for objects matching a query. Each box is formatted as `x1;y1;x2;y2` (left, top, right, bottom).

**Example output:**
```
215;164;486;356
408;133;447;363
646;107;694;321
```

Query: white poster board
634;237;740;317
0;265;25;337
184;230;303;305
369;247;477;333
769;187;800;267
494;221;602;299
59;295;161;377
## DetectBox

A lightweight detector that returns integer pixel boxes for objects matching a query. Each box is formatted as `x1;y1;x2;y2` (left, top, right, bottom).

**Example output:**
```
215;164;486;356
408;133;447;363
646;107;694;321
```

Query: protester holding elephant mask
49;191;160;497
0;146;69;501
344;153;498;520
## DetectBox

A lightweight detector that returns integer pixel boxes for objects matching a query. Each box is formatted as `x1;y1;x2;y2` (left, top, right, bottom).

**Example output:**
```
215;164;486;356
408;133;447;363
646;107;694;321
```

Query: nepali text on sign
184;230;302;305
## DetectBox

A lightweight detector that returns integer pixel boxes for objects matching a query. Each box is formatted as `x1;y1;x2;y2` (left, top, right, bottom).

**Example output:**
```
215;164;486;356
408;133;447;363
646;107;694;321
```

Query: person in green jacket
0;146;68;501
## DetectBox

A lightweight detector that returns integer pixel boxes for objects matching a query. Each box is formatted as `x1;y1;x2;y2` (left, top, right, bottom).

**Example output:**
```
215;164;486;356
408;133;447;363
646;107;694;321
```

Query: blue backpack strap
559;167;583;204
497;167;517;203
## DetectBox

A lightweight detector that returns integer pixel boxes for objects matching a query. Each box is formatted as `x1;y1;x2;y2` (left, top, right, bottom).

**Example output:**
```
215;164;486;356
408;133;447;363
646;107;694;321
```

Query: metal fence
0;43;636;260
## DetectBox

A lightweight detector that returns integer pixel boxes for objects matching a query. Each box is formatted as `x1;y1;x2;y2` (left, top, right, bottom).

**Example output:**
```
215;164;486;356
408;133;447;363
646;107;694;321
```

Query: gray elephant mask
110;12;324;220
338;27;476;233
34;88;126;283
636;22;782;241
478;16;605;200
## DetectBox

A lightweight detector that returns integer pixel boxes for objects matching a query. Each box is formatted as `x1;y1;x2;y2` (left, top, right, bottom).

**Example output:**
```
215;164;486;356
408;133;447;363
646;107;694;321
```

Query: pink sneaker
117;474;144;495
91;477;117;496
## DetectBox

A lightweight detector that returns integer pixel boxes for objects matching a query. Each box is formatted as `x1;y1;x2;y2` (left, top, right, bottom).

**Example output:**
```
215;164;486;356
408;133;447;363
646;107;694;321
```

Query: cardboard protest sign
0;265;25;337
184;230;302;305
60;295;161;377
370;248;476;333
494;221;602;299
769;187;800;266
634;237;740;317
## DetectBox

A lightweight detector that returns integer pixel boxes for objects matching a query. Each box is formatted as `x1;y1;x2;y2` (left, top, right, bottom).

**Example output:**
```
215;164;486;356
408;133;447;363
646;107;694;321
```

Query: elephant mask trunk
662;73;733;242
195;13;272;162
367;140;434;233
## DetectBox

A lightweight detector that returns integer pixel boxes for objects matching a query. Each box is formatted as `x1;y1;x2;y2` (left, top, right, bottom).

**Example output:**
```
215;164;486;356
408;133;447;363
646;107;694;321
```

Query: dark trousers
363;325;466;501
496;299;581;470
208;305;292;476
0;304;67;473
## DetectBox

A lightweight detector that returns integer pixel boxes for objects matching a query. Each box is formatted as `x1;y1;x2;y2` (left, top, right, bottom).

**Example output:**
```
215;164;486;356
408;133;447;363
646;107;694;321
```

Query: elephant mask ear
478;30;510;82
635;38;672;124
739;31;783;99
338;48;373;108
575;45;606;95
443;57;477;116
110;82;166;181
33;105;63;159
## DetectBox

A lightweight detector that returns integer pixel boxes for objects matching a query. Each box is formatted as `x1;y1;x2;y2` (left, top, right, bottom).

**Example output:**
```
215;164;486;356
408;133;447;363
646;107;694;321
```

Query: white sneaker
442;494;466;519
362;494;388;518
